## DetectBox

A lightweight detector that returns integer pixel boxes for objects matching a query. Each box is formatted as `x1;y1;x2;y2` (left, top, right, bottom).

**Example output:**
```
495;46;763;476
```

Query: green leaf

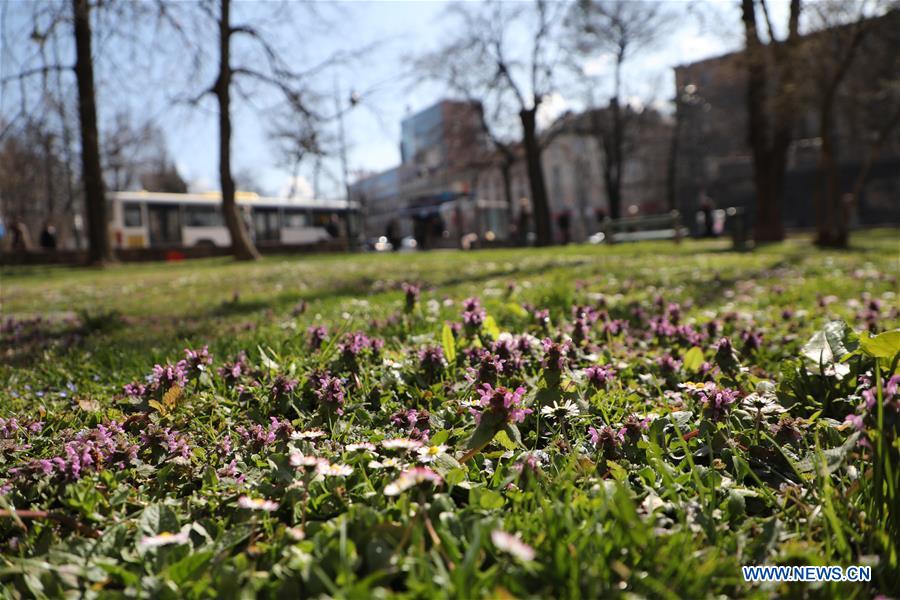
433;453;462;477
164;550;214;586
494;429;517;451
859;329;900;359
430;430;451;446
445;468;467;486
483;315;501;340
683;346;705;372
139;503;179;536
472;487;505;510
466;414;501;451
505;302;528;319
441;323;456;364
801;320;858;367
796;431;861;474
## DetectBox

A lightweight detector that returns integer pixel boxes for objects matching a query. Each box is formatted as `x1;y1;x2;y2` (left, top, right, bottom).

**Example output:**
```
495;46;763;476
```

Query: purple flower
588;425;624;458
151;362;188;391
218;352;249;385
183;346;212;377
656;353;682;374
585;365;615;388
468;348;505;386
123;381;147;398
693;384;740;421
741;329;763;353
236;417;294;451
26;421;137;480
270;374;299;400
307;325;328;350
314;373;346;415
541;338;571;372
473;384;531;425
390;408;430;440
418;346;445;380
402;282;420;312
462;297;487;331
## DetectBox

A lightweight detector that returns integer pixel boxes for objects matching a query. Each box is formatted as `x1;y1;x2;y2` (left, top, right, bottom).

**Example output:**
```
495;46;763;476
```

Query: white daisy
237;496;279;512
491;529;535;562
416;444;448;464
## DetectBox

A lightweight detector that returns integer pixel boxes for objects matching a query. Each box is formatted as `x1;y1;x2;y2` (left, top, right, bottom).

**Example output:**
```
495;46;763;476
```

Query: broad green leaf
139;503;179;536
505;302;528;318
466;414;502;451
445;467;468;486
494;429;517;450
472;487;505;510
430;430;450;446
164;550;214;585
859;329;900;359
441;323;456;364
683;346;705;372
801;320;858;367
433;453;462;476
483;315;501;340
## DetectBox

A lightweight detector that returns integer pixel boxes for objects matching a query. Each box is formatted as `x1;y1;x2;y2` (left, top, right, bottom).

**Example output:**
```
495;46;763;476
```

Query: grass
0;230;898;598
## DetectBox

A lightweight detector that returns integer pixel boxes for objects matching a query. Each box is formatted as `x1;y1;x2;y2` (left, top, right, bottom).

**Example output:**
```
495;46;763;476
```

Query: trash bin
726;207;748;251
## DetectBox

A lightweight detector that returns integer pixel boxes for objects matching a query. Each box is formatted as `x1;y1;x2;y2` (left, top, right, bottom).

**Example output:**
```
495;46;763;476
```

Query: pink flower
473;384;531;425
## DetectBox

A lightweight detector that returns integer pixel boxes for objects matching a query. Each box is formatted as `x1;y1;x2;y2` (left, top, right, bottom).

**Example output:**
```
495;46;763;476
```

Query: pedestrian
40;222;58;250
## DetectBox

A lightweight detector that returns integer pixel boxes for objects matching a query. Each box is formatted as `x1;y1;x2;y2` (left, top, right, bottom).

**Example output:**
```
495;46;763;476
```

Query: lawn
1;231;898;598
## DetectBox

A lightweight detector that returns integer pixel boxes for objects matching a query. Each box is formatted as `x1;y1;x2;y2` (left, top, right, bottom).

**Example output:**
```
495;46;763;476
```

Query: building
350;99;490;248
353;98;675;247
672;10;900;231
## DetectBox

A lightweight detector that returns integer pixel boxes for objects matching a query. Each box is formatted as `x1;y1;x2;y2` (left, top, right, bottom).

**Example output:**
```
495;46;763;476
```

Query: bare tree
70;0;114;264
803;2;885;248
415;0;565;246
565;0;672;221
740;0;801;243
177;0;345;260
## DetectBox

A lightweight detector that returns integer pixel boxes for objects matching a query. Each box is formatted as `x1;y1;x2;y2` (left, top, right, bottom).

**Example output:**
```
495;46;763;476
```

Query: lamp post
335;78;361;250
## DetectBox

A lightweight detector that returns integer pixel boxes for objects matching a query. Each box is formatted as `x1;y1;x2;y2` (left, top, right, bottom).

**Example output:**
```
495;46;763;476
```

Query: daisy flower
291;429;327;441
491;529;535;562
384;467;443;496
237;496;279;512
540;399;580;420
416;444;448;463
138;530;190;549
381;437;424;451
317;462;353;477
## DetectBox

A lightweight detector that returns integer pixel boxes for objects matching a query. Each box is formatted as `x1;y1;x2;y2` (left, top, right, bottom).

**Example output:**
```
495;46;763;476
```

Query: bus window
184;205;225;227
284;209;308;228
123;203;143;227
253;208;280;242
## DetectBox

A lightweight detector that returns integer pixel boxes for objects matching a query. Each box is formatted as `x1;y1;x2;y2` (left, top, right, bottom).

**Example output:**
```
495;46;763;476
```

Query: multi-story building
672;10;900;231
352;99;674;247
473;105;674;244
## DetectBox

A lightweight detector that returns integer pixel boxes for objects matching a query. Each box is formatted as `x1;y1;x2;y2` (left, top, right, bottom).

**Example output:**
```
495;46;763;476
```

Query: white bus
107;191;358;249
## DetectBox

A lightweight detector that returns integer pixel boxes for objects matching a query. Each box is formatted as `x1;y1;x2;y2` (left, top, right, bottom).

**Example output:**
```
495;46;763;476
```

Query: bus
107;191;358;249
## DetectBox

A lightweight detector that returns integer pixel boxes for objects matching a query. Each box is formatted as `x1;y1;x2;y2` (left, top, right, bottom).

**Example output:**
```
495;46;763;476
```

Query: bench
589;210;687;244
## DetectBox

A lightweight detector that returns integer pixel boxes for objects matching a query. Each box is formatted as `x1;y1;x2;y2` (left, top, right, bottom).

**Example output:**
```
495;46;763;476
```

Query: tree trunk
499;159;516;243
741;0;786;242
72;0;114;265
519;107;552;246
216;0;260;261
815;97;847;248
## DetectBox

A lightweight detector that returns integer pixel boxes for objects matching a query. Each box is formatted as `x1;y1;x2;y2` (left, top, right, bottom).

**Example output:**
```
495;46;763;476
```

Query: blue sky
2;1;791;200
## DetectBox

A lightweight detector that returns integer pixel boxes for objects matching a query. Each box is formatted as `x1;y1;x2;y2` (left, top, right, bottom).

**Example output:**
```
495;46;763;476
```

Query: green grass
0;230;898;598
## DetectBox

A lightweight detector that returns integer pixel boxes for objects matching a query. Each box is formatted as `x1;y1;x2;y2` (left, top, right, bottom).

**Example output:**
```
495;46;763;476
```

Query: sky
1;0;792;201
